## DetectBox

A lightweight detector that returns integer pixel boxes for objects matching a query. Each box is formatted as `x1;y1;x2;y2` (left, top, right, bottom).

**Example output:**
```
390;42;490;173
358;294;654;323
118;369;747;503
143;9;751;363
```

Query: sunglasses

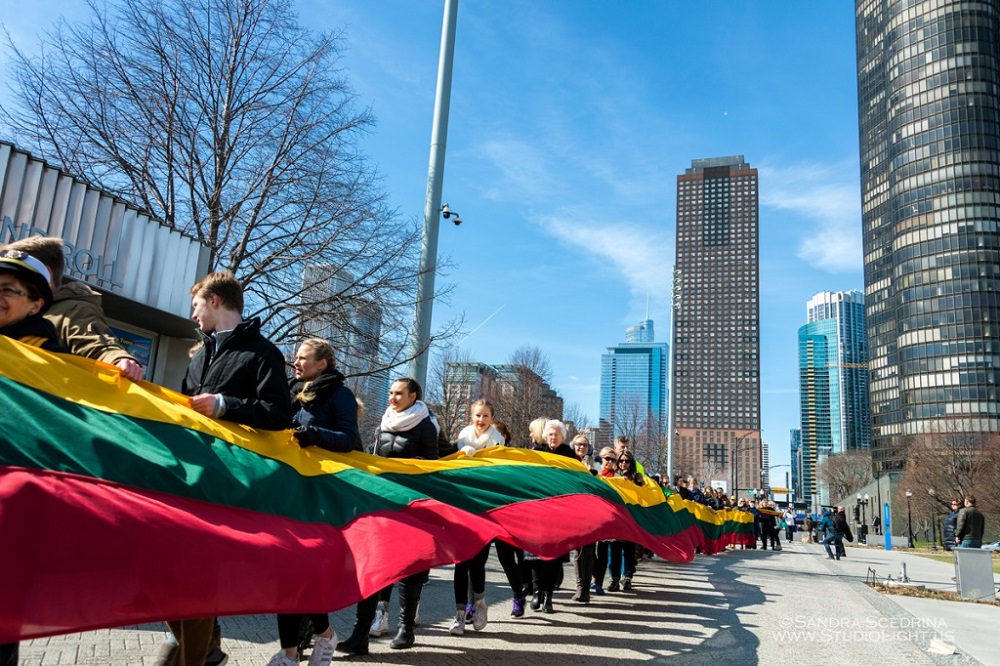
602;457;616;462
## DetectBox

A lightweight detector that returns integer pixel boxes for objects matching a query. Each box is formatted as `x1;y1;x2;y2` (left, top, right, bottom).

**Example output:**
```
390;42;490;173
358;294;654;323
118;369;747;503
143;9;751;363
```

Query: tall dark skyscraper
672;156;761;495
856;1;1000;471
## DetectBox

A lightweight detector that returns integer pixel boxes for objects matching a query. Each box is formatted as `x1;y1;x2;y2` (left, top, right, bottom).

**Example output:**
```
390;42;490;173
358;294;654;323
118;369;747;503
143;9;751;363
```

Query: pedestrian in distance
955;496;985;548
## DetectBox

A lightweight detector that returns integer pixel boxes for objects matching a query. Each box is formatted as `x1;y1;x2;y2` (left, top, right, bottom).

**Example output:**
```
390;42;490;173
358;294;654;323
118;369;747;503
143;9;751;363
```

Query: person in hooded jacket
266;339;361;666
337;377;438;656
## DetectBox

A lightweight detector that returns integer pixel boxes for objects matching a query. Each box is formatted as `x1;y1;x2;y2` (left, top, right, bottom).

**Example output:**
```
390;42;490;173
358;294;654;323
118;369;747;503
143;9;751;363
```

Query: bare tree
899;419;1000;518
425;347;482;444
817;449;873;502
611;392;644;446
1;0;458;365
637;410;669;477
562;402;592;441
493;345;560;447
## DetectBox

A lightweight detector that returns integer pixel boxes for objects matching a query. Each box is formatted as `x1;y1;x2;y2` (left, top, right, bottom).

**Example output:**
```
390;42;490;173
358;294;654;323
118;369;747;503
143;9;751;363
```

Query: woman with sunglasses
606;452;643;591
590;447;618;596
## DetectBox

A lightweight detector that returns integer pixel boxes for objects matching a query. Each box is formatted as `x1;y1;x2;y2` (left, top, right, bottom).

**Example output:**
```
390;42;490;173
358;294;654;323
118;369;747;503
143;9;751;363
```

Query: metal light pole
863;493;869;543
859;494;868;544
408;0;459;387
666;266;680;485
928;488;938;551
905;488;914;548
731;432;750;499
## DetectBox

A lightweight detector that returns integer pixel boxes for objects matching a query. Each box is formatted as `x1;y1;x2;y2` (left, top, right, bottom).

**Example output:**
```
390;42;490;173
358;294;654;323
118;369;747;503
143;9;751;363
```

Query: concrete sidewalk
19;538;998;665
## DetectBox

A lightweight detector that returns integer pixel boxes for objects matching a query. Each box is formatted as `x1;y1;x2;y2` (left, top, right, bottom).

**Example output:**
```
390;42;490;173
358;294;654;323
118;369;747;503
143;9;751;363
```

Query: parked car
980;541;1000;552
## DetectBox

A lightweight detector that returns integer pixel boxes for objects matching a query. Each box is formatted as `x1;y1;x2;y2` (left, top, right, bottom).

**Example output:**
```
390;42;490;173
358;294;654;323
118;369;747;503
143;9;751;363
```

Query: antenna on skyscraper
645;292;650;320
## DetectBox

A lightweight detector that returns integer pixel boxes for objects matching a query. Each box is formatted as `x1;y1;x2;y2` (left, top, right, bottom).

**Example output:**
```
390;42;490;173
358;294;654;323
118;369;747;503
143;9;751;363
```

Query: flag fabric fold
0;337;753;642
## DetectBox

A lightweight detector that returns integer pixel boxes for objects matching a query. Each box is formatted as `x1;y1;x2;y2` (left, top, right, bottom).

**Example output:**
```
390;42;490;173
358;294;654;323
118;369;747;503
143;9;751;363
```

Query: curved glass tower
856;0;1000;470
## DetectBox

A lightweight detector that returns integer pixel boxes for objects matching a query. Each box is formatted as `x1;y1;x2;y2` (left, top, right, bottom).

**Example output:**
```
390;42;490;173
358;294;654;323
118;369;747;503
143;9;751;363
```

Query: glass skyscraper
672;156;761;494
856;0;1000;470
599;320;668;450
798;290;871;505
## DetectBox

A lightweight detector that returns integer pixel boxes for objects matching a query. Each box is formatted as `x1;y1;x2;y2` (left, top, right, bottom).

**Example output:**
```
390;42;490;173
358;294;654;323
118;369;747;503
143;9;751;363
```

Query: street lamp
858;493;869;544
905;488;914;548
731;432;752;499
928;488;938;551
855;493;864;544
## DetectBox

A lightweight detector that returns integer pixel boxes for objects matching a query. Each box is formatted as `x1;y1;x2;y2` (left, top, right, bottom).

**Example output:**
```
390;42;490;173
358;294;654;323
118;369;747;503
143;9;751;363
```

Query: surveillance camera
452;216;462;226
441;203;452;218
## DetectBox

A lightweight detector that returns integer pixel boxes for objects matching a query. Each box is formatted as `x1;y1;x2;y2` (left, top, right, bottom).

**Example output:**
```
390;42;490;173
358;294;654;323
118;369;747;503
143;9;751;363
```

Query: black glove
294;425;321;447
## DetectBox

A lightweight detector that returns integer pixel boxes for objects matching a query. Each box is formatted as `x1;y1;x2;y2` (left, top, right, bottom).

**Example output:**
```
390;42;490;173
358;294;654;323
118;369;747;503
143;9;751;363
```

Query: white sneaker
307;632;336;666
472;598;488;631
369;607;388;637
265;652;297;666
449;610;465;636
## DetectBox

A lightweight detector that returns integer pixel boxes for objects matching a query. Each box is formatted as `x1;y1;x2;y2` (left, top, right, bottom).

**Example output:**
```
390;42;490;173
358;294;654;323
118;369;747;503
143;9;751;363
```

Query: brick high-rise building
856;1;1000;470
671;156;761;496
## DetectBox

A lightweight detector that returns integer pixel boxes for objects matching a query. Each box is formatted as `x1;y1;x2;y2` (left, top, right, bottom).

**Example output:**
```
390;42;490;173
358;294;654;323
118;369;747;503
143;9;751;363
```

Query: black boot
390;575;422;649
337;595;377;656
542;591;554;614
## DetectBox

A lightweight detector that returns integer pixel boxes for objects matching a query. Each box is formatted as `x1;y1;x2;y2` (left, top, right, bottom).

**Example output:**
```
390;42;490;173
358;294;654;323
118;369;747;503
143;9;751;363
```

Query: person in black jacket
524;420;577;613
160;271;292;666
942;499;960;551
337;377;438;656
267;339;360;666
289;338;361;453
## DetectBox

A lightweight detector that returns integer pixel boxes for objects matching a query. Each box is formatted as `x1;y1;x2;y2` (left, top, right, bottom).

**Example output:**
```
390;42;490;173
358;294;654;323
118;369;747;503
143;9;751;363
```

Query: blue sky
1;1;865;469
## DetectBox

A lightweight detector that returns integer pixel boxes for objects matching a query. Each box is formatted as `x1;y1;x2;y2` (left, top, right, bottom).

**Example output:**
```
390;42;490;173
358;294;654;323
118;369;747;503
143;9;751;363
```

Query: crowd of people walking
0;238;816;666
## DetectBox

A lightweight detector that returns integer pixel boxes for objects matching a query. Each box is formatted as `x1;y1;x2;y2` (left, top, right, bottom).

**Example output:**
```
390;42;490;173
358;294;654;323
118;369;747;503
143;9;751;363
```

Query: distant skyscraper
798;290;870;504
599;321;669;452
856;1;1000;471
300;263;389;420
672;156;761;495
625;319;654;343
790;428;802;502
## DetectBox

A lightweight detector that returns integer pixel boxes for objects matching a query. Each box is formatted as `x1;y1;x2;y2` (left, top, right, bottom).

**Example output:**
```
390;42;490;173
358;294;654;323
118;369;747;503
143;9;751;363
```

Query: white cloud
758;161;863;273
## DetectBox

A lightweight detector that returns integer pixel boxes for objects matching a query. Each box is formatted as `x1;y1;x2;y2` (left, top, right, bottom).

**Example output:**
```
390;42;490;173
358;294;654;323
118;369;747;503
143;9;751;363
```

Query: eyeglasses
0;285;28;299
602;457;616;463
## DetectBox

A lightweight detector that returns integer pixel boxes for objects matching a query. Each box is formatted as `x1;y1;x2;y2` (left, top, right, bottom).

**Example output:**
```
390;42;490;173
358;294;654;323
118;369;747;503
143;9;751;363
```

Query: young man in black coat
157;271;292;666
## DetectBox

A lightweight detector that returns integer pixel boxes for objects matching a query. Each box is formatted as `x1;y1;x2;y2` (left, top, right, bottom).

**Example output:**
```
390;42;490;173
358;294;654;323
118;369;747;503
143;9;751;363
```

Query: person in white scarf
455;400;504;457
449;399;502;636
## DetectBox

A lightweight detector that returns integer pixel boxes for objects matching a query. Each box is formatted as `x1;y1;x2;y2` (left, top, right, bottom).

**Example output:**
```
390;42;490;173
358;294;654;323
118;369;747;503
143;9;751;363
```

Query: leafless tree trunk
899;419;1000;517
426;347;482;444
1;0;459;368
816;449;873;502
492;345;560;448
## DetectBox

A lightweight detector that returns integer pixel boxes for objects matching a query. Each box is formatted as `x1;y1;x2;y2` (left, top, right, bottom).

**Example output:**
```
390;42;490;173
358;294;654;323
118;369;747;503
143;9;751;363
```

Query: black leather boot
337;595;377;656
390;575;422;649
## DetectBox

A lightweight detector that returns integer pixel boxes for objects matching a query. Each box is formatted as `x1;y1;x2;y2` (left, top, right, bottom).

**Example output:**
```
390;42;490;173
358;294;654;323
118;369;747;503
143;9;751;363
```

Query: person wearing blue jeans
955;495;985;549
823;506;852;560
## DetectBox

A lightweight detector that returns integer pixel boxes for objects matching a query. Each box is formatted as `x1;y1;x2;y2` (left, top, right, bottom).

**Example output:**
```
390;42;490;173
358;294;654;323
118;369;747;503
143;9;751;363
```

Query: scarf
456;424;504;452
292;369;346;407
380;400;429;433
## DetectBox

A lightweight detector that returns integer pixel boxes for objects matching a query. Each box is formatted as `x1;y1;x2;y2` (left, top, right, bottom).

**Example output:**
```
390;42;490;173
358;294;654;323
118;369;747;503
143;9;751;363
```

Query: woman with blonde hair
449;400;504;635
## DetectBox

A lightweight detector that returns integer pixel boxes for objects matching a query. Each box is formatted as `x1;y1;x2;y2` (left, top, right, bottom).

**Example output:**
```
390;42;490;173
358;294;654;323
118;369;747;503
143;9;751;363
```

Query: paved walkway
19;538;999;665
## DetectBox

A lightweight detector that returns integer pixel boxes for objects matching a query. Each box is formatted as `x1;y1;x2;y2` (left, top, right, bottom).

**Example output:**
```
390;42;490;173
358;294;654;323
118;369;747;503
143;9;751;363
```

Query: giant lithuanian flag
0;336;753;642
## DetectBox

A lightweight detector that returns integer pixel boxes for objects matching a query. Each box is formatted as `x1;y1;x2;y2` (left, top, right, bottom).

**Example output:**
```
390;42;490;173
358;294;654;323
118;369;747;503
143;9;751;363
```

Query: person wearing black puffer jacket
337;377;438;656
